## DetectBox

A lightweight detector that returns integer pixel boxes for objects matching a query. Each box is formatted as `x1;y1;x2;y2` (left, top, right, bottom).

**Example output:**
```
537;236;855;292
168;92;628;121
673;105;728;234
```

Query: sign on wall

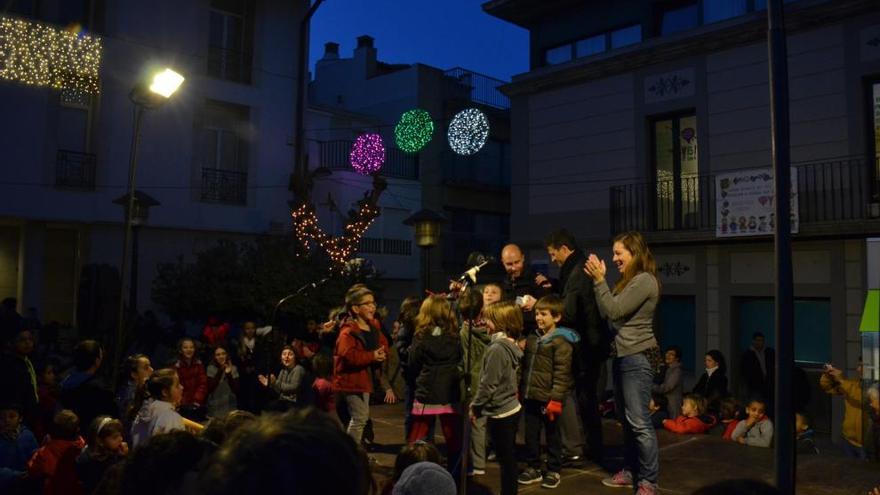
715;168;799;237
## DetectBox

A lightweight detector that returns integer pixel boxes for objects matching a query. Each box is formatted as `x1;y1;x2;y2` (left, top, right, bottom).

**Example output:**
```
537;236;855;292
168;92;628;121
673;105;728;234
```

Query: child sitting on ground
649;393;669;429
731;398;774;448
380;441;443;495
717;396;741;441
75;416;128;494
27;409;86;495
795;412;819;455
662;394;717;434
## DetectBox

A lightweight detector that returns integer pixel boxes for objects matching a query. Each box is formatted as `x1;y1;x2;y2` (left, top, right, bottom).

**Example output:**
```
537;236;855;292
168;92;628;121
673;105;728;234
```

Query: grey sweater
732;417;774;447
594;272;659;357
471;333;523;418
653;362;683;419
274;365;305;402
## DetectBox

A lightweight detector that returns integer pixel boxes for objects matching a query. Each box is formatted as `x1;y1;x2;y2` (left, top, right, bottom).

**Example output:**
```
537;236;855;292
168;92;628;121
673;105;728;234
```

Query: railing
201;168;247;205
357;236;413;256
610;158;876;234
207;46;252;84
442;148;510;190
55;150;96;190
444;67;511;110
317;140;419;180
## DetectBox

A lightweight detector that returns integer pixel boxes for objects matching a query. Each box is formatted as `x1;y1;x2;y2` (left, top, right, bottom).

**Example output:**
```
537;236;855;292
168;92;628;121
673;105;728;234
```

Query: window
660;3;699;35
199;100;250;204
652;114;699;229
872;81;880;197
545;45;573;65
703;0;747;23
208;0;254;83
575;34;606;58
611;24;642;48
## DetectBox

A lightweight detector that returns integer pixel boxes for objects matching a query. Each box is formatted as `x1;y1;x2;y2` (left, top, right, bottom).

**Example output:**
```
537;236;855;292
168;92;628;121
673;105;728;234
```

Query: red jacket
722;419;740;441
333;319;388;394
202;322;230;346
663;414;717;434
174;358;208;405
27;436;85;495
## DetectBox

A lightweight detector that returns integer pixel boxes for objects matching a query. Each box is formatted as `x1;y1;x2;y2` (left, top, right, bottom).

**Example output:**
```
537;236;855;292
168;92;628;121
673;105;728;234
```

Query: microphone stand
450;274;475;495
270;277;331;331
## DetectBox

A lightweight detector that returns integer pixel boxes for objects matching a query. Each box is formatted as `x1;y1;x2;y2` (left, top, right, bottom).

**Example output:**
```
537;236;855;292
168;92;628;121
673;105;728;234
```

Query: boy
27;409;85;495
795;412;819;455
518;294;579;489
0;402;39;492
731;398;774;448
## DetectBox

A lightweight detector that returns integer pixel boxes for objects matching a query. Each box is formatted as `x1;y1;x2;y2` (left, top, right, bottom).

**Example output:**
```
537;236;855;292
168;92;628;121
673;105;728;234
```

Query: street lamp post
112;191;160;315
403;209;445;295
112;68;184;384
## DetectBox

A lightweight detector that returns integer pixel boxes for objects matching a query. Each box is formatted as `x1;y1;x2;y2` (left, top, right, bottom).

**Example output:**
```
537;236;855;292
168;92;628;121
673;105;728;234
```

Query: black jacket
59;372;117;431
739;347;775;397
410;331;462;405
0;352;38;425
692;369;729;409
557;251;608;362
503;267;552;334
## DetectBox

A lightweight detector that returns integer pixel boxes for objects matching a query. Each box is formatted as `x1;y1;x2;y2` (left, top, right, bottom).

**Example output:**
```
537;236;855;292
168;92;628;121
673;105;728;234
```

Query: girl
585;231;661;495
173;338;207;421
259;346;305;410
459;288;491;475
334;285;395;444
116;354;153;423
206;346;240;418
469;301;523;495
408;295;463;477
75;416;128;494
311;353;336;417
662;394;717;434
395;296;425;442
130;369;202;447
692;350;729;413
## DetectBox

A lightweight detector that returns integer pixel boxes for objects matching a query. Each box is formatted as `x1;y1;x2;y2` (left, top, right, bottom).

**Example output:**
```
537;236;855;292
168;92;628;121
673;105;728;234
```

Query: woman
259;346;305;411
206;346;240;418
585;231;660;495
692;350;729;413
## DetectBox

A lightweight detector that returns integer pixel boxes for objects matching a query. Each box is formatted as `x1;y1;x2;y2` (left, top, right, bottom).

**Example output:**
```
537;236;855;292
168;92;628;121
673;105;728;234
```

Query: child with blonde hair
662;394;716;434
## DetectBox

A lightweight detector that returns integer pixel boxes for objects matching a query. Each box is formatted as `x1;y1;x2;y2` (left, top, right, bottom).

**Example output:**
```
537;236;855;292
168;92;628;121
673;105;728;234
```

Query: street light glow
149;68;184;98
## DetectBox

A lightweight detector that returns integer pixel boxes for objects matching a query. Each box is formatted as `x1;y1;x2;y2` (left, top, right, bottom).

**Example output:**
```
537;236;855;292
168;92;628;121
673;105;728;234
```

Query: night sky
308;0;529;82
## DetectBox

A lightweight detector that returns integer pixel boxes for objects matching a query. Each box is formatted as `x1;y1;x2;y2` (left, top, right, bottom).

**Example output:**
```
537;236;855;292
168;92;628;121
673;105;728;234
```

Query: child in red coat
662;394;716;434
174;338;208;421
27;409;85;495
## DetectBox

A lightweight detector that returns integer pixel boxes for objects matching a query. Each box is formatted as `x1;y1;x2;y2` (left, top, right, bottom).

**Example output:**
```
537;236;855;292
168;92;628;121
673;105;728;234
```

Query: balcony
201;168;247;205
443;68;510;110
610;157;880;240
357;237;413;256
317;140;419;180
441;147;510;191
55;150;96;190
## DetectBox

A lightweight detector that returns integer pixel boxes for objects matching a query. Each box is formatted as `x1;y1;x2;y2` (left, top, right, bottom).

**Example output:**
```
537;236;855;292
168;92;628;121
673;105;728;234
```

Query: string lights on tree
447;108;489;156
0;14;102;93
394;108;434;153
349;133;386;175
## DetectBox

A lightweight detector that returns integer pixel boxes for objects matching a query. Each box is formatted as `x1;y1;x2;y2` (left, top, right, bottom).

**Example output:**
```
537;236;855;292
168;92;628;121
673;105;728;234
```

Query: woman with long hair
692;349;730;413
584;231;661;495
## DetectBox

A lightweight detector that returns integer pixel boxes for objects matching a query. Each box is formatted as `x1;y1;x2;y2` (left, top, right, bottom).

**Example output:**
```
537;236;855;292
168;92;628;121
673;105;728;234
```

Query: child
408;295;463;478
731;398;773;448
470;301;523;495
482;282;503;307
0;402;39;493
173;338;208;421
795;412;819;455
75;416;128;494
716;397;741;441
115;355;153;424
311;353;336;417
380;441;443;495
662;394;717;434
649;393;669;429
34;360;60;442
27;409;85;495
206;345;240;418
130;369;187;448
517;294;578;490
259;346;306;411
459;288;490;475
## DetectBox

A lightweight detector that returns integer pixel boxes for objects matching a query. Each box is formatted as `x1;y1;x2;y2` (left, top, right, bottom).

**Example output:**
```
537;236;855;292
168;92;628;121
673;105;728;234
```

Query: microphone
457;252;495;284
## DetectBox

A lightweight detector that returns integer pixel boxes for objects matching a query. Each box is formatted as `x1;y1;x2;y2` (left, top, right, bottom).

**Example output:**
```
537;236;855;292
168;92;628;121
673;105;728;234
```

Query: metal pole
130;225;140;315
767;1;795;493
421;246;431;295
292;0;325;197
112;104;144;387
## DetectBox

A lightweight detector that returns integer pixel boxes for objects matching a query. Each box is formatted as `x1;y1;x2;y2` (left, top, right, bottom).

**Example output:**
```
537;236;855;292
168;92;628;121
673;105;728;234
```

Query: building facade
486;0;880;437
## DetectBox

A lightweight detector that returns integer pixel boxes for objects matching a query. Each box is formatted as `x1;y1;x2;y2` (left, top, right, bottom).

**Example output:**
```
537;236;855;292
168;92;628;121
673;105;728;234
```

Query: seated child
716;396;741;441
0;402;39;492
381;441;442;495
662;394;717;434
76;416;129;494
731;398;773;448
649;393;669;429
27;409;86;495
795;412;819;455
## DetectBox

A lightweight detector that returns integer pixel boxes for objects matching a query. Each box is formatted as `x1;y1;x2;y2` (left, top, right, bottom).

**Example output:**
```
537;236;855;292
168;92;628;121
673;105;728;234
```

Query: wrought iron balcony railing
55;149;96;190
201;168;247;205
317;140;419;180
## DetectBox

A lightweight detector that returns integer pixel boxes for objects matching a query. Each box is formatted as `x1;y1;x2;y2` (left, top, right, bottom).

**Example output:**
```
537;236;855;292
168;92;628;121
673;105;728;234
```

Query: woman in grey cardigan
585;231;661;495
653;347;683;419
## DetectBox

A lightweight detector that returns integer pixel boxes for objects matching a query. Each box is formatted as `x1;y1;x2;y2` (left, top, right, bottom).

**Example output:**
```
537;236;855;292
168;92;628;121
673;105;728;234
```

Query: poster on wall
715;167;799;237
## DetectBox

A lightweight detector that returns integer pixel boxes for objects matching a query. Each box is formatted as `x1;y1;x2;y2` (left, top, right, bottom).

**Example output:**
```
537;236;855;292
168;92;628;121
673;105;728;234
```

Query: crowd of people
0;228;878;495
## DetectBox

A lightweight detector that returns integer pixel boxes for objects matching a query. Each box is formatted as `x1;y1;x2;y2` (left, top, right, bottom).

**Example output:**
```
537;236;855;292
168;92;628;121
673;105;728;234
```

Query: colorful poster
715;167;798;237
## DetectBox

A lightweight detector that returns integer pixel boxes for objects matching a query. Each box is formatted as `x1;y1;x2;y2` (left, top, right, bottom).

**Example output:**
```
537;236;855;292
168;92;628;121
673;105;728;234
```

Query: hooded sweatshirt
731;416;774;448
27;436;85;495
471;332;523;418
522;326;579;403
460;322;492;404
130;399;185;448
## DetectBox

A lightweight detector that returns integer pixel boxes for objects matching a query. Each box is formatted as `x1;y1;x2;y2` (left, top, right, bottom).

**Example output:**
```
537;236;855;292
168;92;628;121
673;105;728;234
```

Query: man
740;332;775;402
58;340;117;430
544;229;608;465
0;328;39;427
500;244;551;335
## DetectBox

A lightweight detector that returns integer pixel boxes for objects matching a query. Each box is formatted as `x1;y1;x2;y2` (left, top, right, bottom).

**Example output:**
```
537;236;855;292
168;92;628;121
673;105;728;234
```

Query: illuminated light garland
447;108;489;156
0;14;102;93
349;133;386;175
394;108;434;153
291;201;381;271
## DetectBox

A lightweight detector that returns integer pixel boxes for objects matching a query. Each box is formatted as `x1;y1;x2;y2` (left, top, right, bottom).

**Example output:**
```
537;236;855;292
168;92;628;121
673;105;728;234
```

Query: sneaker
562;454;583;467
636;481;658;495
517;468;542;485
541;471;561;489
601;470;633;488
487;451;497;461
467;468;486;476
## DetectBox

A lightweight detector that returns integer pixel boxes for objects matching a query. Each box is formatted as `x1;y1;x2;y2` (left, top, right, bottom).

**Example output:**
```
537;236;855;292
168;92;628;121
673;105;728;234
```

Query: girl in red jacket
333;284;396;444
662;394;717;434
27;409;85;495
173;338;207;421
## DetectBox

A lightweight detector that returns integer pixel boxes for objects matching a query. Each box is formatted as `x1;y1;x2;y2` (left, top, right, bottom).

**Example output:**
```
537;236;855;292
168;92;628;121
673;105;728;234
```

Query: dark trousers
524;399;562;473
488;411;520;495
576;358;605;462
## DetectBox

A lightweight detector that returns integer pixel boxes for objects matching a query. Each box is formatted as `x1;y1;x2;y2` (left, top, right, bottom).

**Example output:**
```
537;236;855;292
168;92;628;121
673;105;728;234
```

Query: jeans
840;437;866;460
344;392;370;444
488;412;520;495
524;399;562;473
613;352;659;485
470;414;487;470
576;357;606;462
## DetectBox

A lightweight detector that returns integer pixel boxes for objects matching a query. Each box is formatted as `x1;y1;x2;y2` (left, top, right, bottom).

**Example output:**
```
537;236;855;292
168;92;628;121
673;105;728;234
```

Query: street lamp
112;190;160;315
403;209;445;294
113;68;184;384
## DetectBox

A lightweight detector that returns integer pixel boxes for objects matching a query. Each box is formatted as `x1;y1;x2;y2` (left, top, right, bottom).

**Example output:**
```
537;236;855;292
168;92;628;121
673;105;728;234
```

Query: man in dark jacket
740;332;775;403
500;244;552;336
58;340;117;431
545;229;608;465
0;329;38;427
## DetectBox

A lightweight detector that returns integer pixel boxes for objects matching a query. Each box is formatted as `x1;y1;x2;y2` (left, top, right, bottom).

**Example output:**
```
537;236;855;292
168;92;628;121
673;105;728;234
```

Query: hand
520;295;537;311
534;273;551;288
584;254;606;282
373;348;387;362
224;364;233;374
384;389;397;404
745;416;758;427
258;374;269;387
269;374;277;385
736;436;747;445
517;338;526;351
545;400;563;422
448;280;464;292
469;407;478;426
303;346;315;359
117;442;129;456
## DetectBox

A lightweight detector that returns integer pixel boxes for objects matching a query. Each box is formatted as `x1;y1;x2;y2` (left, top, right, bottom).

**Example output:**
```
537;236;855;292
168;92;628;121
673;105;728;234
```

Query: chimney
356;35;374;49
322;42;339;60
354;35;377;77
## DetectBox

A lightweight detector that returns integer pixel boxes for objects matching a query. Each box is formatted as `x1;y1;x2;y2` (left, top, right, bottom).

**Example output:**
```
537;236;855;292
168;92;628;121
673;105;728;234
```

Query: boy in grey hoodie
732;398;774;448
469;301;524;495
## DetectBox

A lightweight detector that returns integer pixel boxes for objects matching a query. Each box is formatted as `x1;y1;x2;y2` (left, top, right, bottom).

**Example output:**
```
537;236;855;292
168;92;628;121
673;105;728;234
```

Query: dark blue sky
308;0;529;82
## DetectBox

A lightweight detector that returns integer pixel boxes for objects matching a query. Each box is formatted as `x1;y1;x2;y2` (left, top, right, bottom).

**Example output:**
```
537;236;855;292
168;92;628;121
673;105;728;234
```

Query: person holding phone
820;358;865;458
